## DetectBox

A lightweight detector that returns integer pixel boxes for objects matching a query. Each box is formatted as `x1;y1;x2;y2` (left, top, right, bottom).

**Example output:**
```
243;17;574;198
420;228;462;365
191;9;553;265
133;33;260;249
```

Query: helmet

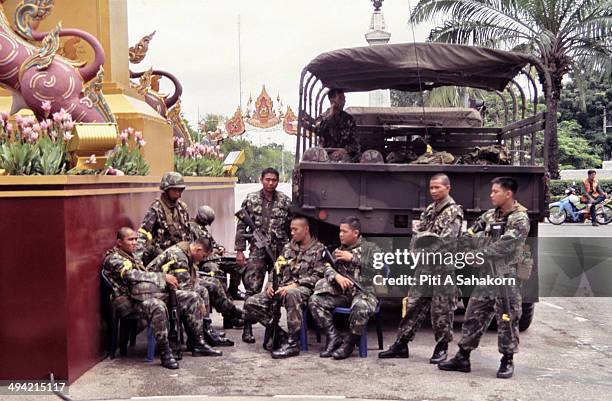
360;149;384;164
196;205;215;225
160;172;186;191
302;146;330;162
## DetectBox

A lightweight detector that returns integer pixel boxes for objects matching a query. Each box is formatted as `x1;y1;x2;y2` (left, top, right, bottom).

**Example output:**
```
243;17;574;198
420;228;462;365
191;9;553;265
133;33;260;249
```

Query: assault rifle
322;247;366;293
167;288;183;360
262;256;287;352
488;222;512;325
235;208;276;262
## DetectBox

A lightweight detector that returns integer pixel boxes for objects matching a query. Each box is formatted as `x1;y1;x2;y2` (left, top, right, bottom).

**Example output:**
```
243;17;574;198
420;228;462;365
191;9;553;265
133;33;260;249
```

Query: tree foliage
220;138;294;183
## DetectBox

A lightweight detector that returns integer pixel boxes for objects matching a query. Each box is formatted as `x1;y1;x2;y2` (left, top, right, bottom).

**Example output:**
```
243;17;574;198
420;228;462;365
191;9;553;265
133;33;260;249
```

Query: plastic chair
300;305;309;351
332;303;383;357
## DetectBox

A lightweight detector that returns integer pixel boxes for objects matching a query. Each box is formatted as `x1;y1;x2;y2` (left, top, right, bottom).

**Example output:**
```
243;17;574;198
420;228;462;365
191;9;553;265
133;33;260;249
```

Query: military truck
292;43;552;331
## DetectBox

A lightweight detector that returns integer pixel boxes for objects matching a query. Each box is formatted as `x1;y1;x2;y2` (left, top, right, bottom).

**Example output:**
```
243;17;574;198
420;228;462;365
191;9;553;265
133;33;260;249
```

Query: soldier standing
102;227;211;368
243;217;326;358
147;237;231;354
314;89;361;162
309;216;380;359
379;174;463;363
439;177;529;379
136;172;191;265
235;167;291;343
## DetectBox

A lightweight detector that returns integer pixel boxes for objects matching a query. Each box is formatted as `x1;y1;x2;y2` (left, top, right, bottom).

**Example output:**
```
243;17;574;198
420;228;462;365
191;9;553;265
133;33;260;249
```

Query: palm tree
409;0;612;178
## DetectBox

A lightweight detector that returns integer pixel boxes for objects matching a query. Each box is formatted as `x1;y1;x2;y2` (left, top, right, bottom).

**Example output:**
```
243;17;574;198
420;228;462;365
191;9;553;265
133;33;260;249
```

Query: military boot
378;338;409;359
320;325;343;358
271;333;300;359
158;341;179;369
332;333;360;360
190;335;223;357
429;341;448;364
497;354;514;379
229;285;246;301
263;327;288;351
438;347;471;372
203;317;234;347
242;322;255;343
223;306;245;329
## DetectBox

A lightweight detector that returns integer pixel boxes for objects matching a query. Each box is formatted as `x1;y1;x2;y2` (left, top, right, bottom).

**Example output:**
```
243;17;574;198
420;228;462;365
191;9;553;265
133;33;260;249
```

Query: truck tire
519;302;535;332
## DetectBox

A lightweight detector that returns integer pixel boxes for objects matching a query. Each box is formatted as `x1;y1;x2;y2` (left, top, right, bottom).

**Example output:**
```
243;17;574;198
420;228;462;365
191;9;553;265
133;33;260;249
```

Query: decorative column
365;0;391;107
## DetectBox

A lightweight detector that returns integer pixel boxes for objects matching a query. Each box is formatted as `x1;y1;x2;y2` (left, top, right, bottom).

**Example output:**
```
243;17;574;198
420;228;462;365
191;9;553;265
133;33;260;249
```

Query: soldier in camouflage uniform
314;89;361;162
147;237;232;355
309;216;380;359
439;177;529;379
136;172;191;265
190;205;246;303
235;167;292;343
243;216;326;358
102;227;211;368
379;174;463;363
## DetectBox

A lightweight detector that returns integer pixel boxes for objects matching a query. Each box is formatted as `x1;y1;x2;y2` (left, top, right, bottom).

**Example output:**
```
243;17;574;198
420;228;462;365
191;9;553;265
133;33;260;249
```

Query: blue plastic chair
300;305;309;351
332;303;383;357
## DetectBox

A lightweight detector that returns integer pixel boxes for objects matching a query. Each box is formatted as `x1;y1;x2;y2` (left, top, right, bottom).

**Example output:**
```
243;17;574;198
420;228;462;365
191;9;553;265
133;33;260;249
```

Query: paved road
18;215;610;401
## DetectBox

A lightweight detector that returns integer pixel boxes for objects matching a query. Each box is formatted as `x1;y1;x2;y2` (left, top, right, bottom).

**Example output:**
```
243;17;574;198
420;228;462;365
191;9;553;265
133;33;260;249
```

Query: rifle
488;222;513;326
167;288;183;360
262;256;287;352
235;208;277;262
322;247;366;293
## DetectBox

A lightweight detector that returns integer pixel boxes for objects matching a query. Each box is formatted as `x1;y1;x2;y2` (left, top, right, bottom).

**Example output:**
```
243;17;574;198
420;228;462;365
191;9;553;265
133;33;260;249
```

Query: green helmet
160;172;186;191
196;205;215;225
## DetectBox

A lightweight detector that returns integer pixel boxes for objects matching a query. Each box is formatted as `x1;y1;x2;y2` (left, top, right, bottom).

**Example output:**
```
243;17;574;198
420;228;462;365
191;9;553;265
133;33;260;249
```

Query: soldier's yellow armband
120;260;133;278
138;227;152;241
161;260;175;273
467;228;476;236
274;256;287;274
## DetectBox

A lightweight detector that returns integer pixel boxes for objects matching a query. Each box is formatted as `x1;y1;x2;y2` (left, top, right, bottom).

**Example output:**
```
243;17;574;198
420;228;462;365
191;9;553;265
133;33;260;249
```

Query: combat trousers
458;284;522;354
244;286;311;335
309;291;378;336
243;245;283;299
198;275;239;316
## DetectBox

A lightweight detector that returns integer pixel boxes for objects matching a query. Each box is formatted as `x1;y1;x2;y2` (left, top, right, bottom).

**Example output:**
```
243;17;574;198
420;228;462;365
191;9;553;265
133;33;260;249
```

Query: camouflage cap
196;205;215;225
302;146;330;162
160;171;186;191
360;149;384;164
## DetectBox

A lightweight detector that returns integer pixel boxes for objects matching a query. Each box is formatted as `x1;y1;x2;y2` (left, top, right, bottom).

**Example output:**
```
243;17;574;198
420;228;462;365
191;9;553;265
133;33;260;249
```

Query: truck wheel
519;303;535;332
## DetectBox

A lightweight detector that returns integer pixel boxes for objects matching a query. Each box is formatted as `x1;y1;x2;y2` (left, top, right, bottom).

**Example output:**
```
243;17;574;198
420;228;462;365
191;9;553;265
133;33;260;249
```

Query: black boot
271;333;300;359
158;341;179;369
229;285;246;300
378;338;409;359
497;354;514;379
242;322;255;343
320;325;343;358
332;333;360;360
263;327;288;351
190;335;223;357
429;341;448;364
438;347;471;372
223;307;245;329
203;317;234;347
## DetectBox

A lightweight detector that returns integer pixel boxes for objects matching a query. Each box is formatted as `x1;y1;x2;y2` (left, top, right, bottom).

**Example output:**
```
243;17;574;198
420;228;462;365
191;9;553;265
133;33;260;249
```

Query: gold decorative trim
0;184;235;198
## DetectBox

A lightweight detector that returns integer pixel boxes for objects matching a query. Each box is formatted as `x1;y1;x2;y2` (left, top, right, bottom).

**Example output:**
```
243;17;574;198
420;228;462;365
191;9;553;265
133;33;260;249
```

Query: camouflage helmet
160;171;186;191
196;205;215;225
329;149;352;163
360;149;384;164
302;146;330;162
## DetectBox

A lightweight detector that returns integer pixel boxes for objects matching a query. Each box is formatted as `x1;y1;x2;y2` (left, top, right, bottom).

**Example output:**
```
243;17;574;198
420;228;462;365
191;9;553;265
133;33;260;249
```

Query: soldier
309;216;380;359
379;173;463;363
235;167;292;343
314;89;361;162
102;227;214;369
136;172;191;265
147;237;234;353
439;177;529;379
243;216;326;358
190;205;246;302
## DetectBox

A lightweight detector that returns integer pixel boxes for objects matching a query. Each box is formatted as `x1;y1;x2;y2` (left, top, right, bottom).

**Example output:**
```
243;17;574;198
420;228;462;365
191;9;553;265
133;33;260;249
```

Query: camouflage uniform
136;193;191;265
244;239;326;335
397;195;463;344
147;242;241;318
315;110;361;162
309;238;380;336
235;189;292;299
101;247;204;345
458;201;529;355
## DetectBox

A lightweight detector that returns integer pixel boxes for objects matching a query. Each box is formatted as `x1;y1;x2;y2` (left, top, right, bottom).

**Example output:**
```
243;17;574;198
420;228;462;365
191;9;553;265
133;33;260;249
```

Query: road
12;215;611;401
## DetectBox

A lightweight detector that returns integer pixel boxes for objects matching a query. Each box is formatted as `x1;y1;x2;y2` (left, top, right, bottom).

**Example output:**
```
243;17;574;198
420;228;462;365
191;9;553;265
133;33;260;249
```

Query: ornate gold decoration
57;36;86;67
14;0;56;40
129;31;156;64
225;106;246;136
82;66;117;123
67;122;118;170
167;99;193;144
130;67;153;95
19;23;60;81
246;85;280;129
283;105;297;135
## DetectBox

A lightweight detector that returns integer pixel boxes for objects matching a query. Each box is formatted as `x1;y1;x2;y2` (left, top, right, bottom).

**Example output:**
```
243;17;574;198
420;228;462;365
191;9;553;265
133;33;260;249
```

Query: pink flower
127;127;135;136
106;166;116;175
63;131;73;142
49;129;58;140
40;121;48;130
135;131;143;141
137;139;146;147
120;130;128;143
6;122;13;132
15;115;24;125
41;101;52;113
32;123;41;133
52;112;62;123
30;131;39;142
219;153;224;159
23;126;33;137
0;111;8;121
62;121;74;131
26;116;36;126
86;154;97;165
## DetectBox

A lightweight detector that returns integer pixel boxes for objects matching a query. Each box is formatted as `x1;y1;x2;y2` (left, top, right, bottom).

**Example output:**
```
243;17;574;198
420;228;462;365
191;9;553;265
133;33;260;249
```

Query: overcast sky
127;0;433;125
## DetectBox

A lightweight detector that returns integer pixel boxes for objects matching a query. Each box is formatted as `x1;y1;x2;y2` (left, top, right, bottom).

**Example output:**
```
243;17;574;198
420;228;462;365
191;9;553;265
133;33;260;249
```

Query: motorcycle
548;187;612;225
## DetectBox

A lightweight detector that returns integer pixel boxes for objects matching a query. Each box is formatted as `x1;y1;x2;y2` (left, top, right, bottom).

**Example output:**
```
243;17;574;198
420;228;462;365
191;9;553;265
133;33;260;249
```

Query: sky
127;0;434;126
